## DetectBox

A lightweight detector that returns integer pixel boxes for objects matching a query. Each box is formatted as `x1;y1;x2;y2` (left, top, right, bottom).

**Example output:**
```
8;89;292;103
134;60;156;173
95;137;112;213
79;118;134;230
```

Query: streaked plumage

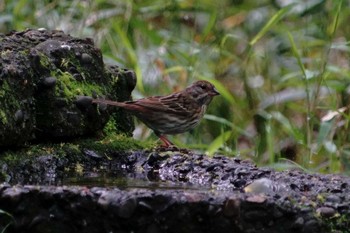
93;80;219;147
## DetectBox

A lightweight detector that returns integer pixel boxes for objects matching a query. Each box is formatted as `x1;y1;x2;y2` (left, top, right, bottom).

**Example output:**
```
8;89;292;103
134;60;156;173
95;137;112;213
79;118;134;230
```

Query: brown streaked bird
92;80;220;147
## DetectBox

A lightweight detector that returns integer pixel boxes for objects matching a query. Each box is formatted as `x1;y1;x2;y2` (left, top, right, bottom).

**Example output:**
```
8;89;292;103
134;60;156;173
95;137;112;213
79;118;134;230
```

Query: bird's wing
128;94;193;117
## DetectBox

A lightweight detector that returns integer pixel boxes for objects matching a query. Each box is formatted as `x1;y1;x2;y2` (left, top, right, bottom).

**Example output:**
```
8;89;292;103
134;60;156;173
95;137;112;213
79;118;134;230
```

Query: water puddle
62;174;211;191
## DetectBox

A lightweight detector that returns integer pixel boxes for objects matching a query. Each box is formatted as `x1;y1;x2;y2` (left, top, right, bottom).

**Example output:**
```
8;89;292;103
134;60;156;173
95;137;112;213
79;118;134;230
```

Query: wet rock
0;29;135;147
244;178;290;195
325;194;341;203
1;147;350;232
223;197;240;217
80;53;93;64
42;77;57;88
83;149;102;159
317;207;337;218
75;96;93;109
14;109;24;123
246;195;267;204
116;197;137;218
293;217;304;229
304;219;321;232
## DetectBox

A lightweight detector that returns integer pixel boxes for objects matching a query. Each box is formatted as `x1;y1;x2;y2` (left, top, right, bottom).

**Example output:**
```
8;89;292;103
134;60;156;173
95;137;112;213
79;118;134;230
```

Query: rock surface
1;146;350;233
0;29;135;147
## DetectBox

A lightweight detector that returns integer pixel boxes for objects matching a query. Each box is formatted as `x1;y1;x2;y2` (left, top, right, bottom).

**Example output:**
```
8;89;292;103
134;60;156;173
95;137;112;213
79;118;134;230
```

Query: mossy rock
0;29;135;147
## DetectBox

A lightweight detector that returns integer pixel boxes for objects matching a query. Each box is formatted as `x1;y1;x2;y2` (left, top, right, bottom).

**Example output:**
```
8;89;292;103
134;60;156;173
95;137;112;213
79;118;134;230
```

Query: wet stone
42;77;57;88
124;70;137;92
81;53;93;64
72;73;83;81
223;198;240;217
54;97;68;108
246;195;267;204
206;162;223;172
75;96;93;109
116;197;137;218
1;139;350;232
317;207;336;218
244;209;268;220
68;66;78;74
14;109;24;122
83;149;102;159
303;219;321;232
293;217;304;229
231;178;247;188
326;194;341;203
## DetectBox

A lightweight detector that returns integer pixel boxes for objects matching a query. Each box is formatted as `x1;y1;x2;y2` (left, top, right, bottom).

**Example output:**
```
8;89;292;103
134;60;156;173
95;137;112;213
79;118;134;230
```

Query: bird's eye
200;85;206;89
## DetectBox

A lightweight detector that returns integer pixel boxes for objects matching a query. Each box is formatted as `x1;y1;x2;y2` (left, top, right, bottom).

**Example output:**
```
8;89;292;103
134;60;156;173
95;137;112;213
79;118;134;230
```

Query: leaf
201;10;217;41
316;120;333;151
206;131;232;155
328;0;342;37
287;32;307;78
204;114;253;137
270;111;304;142
113;23;144;93
249;4;294;46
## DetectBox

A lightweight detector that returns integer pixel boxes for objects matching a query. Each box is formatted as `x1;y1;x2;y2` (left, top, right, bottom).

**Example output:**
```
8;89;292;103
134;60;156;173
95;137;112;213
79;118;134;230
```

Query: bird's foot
154;134;192;153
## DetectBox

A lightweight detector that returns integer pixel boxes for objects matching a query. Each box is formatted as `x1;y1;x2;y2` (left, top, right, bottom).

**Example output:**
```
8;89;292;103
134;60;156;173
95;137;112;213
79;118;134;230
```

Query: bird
92;80;220;147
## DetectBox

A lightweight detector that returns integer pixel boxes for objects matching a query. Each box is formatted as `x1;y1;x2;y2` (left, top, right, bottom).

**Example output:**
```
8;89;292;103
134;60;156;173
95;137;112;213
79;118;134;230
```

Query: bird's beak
210;88;220;96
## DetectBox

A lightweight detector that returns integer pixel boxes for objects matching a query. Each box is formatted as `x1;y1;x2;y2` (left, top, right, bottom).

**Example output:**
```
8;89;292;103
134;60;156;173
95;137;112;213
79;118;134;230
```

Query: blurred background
2;0;350;174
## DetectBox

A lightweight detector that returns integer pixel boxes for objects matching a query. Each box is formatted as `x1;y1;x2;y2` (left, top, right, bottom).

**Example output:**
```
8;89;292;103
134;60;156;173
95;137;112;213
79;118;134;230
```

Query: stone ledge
1;147;349;232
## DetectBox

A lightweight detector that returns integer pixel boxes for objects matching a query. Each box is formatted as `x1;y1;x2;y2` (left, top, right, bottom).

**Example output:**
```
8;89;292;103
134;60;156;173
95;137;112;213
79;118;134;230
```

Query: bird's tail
92;99;125;107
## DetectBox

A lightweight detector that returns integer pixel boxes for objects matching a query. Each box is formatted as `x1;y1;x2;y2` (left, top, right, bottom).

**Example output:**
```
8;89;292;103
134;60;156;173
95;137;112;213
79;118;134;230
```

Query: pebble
81;53;92;64
14;109;24;122
316;207;336;218
75;96;93;109
42;77;57;88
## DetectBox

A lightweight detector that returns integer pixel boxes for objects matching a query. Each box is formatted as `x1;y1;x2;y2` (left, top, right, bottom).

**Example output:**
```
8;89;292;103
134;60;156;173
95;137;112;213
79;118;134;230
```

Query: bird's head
186;80;220;106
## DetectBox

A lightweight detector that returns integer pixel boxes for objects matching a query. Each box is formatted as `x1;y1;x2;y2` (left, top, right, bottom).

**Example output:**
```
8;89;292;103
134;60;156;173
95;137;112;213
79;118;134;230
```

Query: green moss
38;51;52;68
0;110;7;125
54;70;104;100
0;81;21;126
37;51;105;99
110;74;119;85
0;133;151;164
83;134;151;152
103;117;118;135
0;88;4;98
101;118;154;149
324;213;350;232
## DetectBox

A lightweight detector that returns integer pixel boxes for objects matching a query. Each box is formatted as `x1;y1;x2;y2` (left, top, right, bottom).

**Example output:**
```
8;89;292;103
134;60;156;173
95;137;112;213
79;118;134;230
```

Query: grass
2;0;350;174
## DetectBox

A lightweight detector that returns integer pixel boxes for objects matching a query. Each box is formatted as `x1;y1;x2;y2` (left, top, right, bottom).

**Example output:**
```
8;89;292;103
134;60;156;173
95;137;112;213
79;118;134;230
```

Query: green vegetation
0;134;149;182
1;135;148;164
2;0;350;173
54;70;104;100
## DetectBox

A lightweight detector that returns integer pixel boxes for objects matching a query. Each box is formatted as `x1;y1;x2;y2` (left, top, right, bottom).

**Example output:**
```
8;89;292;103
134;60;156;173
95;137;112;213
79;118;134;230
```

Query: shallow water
62;174;211;191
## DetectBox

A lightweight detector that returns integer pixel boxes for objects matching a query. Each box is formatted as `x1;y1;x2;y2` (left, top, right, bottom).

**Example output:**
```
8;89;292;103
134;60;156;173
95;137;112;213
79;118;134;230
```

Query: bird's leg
159;135;174;147
154;133;192;153
154;132;174;147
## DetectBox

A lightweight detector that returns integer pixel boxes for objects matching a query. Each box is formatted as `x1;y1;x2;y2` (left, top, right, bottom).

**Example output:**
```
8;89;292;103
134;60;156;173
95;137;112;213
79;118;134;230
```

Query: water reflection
62;173;210;191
